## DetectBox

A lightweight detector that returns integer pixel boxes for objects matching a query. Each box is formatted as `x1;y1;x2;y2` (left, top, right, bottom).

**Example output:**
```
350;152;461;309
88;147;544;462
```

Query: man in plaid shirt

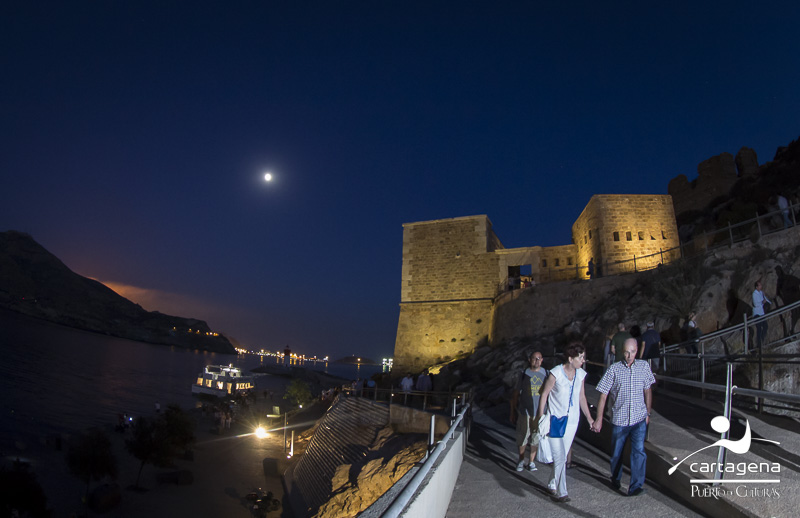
591;337;655;496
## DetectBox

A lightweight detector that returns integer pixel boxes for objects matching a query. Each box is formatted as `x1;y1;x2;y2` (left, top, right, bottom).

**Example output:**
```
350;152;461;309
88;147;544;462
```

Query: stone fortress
393;146;764;374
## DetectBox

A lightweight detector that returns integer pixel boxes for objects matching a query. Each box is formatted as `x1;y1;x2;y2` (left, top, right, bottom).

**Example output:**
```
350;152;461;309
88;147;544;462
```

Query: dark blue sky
2;1;798;359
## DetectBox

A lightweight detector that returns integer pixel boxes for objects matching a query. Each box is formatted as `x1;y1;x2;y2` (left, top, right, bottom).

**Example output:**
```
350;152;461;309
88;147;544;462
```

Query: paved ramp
447;403;702;518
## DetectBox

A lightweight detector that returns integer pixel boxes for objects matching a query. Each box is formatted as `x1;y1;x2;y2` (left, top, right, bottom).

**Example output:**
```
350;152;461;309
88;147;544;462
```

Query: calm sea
0;309;383;450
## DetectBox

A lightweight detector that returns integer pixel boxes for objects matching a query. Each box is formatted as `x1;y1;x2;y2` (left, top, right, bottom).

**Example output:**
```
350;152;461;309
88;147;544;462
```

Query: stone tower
393;215;500;374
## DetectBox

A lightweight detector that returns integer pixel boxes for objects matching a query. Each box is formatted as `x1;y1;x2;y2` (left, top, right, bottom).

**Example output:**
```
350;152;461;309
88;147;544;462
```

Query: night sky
2;2;798;360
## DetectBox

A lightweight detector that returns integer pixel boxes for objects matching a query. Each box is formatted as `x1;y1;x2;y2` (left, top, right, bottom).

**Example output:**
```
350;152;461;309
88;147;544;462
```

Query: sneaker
527;462;537;472
550;494;571;503
515;460;525;472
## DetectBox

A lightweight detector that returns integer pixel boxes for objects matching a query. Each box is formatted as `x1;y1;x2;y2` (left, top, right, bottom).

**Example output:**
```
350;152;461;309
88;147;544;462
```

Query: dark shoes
611;479;621;490
628;487;645;497
550;494;571;503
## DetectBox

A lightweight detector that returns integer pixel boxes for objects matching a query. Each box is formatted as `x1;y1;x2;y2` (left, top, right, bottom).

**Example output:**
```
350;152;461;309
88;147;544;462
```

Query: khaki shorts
516;413;541;448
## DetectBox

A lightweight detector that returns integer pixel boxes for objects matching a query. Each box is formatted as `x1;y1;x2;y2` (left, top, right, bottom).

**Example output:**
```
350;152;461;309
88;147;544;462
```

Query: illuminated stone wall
394;216;500;373
395;196;681;373
572;195;680;276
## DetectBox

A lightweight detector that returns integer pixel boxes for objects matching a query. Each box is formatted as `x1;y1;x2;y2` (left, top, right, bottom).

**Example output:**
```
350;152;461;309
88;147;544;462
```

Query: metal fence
661;297;800;385
339;386;471;414
658;364;800;483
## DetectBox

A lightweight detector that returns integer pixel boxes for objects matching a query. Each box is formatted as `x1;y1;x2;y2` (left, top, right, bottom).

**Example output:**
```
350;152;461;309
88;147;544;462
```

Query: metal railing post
743;313;749;354
634;254;637;272
756;212;762;239
758;345;764;413
427;415;436;456
713;363;733;483
728;221;734;246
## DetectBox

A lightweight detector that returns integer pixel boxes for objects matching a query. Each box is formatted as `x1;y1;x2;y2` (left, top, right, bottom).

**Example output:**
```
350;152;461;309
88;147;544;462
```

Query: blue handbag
548;370;576;438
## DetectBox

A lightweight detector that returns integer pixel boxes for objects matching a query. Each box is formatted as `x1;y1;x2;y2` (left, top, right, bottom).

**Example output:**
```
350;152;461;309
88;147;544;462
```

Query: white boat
191;364;254;396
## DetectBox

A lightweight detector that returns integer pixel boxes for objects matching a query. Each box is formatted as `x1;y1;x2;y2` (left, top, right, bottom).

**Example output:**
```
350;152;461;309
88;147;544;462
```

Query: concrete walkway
447;382;799;518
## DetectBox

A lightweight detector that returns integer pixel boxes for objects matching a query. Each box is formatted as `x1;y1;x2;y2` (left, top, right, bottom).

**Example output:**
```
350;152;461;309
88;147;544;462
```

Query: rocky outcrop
315;437;427;518
0;230;235;353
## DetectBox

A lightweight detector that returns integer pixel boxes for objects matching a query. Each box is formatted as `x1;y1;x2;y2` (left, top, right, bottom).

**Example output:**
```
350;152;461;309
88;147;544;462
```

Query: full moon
264;172;273;182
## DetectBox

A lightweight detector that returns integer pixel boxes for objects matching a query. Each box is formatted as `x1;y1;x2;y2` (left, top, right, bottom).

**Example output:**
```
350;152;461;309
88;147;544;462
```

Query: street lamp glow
255;426;268;439
264;172;273;182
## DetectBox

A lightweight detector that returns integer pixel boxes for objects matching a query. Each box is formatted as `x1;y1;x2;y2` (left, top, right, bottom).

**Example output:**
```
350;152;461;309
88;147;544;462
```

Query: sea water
0;309;383;451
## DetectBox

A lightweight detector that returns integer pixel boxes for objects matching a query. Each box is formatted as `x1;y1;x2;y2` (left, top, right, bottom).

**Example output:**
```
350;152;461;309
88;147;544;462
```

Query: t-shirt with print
515;368;548;417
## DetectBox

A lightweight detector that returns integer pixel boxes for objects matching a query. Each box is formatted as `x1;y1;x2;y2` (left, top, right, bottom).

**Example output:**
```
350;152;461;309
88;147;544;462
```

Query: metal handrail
663;296;800;355
381;402;471;518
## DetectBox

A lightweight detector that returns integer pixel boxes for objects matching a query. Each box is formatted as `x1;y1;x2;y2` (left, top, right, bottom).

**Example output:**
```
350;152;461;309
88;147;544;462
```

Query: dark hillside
0;230;235;353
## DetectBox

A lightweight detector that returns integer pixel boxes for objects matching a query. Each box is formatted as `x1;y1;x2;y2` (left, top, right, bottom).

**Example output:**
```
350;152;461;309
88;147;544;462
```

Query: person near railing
400;374;413;393
415;370;432;392
591;338;655;497
682;312;700;354
509;350;548;472
639;321;662;373
752;280;773;349
775;194;793;229
587;257;595;280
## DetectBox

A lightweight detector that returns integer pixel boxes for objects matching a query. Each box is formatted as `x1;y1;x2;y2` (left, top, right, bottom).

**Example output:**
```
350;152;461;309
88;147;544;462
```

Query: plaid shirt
596;359;655;427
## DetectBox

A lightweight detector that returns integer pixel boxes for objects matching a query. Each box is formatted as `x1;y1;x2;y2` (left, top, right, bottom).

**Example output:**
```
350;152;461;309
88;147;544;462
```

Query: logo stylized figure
668;416;780;475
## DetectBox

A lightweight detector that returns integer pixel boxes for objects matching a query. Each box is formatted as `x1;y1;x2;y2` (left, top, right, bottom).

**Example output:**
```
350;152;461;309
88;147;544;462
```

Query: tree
0;460;49;518
283;378;313;408
65;427;118;502
124;405;196;488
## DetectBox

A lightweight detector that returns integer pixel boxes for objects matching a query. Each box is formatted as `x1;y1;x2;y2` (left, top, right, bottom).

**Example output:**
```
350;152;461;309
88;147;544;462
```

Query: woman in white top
536;342;595;503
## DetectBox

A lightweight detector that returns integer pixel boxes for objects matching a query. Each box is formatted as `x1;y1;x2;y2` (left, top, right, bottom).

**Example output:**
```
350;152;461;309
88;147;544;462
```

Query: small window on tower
542;259;547;267
555;258;560;267
613;232;619;241
626;231;632;241
638;231;644;240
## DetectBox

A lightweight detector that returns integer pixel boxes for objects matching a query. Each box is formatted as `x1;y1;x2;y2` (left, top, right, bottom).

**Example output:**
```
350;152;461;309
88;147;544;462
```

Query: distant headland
0;230;236;354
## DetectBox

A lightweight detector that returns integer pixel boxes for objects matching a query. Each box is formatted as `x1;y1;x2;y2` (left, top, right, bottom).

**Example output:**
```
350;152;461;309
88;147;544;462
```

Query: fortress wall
394;300;493;374
395;196;680;373
573;197;605;278
574;195;680;274
400;215;501;303
395;216;500;373
535;244;579;282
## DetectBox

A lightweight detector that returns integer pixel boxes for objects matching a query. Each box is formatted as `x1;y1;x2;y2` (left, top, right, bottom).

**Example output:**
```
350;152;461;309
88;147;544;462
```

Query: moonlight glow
264;172;273;182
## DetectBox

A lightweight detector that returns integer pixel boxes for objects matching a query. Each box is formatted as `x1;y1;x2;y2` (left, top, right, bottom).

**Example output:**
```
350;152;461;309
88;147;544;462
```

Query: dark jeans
610;420;647;494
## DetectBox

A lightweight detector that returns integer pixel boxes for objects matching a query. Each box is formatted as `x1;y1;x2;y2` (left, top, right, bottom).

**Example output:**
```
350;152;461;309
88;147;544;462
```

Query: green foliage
0;460;48;518
642;258;714;319
66;427;118;501
283;379;313;408
124;405;195;488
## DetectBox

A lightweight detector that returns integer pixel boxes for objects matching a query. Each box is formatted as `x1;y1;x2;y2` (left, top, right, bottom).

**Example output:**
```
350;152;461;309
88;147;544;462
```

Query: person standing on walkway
591;338;655;497
752;280;772;348
509;350;548;472
777;194;792;228
611;323;632;363
536;342;595;503
639;321;662;372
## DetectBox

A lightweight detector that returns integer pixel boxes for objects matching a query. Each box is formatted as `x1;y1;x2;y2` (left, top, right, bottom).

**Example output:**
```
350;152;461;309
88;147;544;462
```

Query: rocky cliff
0;230;236;353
